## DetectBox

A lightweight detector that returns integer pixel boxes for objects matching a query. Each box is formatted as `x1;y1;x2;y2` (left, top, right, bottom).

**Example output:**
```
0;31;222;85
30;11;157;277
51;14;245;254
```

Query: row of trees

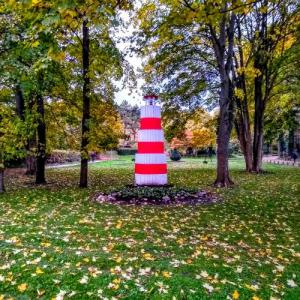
0;0;133;192
118;101;217;150
136;0;300;186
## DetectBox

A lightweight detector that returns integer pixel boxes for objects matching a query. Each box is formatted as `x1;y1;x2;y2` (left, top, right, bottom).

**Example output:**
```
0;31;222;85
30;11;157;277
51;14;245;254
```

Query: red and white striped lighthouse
135;95;168;185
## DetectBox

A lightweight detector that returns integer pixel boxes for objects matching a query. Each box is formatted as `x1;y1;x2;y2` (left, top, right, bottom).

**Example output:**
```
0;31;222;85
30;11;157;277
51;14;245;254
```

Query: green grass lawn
0;157;299;299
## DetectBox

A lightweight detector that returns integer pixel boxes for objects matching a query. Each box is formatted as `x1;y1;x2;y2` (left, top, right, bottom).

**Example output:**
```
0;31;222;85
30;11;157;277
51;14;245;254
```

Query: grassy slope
0;157;299;299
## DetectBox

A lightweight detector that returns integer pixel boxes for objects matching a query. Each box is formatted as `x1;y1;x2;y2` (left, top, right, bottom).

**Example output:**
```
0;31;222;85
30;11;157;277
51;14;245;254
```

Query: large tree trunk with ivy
35;94;46;184
79;18;90;188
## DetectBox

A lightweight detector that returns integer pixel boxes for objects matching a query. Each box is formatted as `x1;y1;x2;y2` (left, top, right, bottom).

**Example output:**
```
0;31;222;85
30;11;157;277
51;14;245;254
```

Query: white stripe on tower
135;153;166;164
138;130;164;142
140;105;161;118
135;174;167;185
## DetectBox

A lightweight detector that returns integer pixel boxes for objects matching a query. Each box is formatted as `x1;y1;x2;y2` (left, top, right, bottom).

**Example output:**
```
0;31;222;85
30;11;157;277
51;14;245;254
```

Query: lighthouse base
135;174;167;186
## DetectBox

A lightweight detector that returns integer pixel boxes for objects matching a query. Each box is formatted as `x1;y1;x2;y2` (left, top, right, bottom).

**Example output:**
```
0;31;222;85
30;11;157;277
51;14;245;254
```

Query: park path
263;155;300;167
46;156;116;169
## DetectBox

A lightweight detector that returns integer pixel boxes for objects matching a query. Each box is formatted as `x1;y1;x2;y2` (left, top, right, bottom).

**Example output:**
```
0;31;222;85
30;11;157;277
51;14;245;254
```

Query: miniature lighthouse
135;95;168;185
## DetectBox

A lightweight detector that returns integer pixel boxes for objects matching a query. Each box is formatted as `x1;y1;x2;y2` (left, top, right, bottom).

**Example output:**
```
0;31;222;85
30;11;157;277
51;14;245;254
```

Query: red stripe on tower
135;95;168;186
137;142;164;153
135;164;167;174
140;118;162;129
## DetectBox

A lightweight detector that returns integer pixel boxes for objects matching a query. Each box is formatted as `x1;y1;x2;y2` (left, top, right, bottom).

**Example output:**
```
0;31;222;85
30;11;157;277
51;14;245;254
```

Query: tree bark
25;144;36;175
0;171;4;193
288;129;294;156
234;78;253;172
235;115;253;172
79;18;90;188
35;94;46;184
233;17;253;172
215;97;234;187
0;164;4;193
15;85;36;175
252;3;268;173
25;97;36;175
15;84;25;121
252;73;265;172
211;11;236;187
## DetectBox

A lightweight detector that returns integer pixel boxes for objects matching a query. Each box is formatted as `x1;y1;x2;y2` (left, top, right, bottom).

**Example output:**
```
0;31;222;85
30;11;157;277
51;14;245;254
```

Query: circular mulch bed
91;186;221;206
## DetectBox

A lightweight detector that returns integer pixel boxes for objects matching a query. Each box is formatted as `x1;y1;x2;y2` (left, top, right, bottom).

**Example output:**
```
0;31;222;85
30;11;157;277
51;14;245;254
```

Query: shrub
170;149;181;161
5;158;25;168
117;148;137;155
47;150;81;164
111;186;197;201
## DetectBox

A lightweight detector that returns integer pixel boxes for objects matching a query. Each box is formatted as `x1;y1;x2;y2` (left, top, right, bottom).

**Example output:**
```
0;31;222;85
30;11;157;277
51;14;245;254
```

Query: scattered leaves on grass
0;158;299;298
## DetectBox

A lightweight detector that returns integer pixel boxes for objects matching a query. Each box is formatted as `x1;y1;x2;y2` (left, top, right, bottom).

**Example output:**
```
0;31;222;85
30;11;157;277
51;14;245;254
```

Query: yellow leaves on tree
169;109;216;150
191;127;216;149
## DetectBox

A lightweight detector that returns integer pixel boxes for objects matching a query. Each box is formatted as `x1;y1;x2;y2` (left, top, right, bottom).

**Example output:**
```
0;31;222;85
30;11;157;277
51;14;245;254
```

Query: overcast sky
114;11;145;107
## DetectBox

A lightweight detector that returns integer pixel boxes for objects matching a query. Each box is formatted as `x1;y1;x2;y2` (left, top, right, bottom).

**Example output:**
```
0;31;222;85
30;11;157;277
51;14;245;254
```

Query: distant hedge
47;150;81;164
117;148;137;155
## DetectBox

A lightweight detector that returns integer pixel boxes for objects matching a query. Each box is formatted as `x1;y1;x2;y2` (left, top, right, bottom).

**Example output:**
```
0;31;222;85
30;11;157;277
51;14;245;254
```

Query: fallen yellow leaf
143;253;154;261
37;289;45;296
116;221;122;229
232;290;240;299
115;256;122;263
18;283;27;292
162;271;172;278
113;278;121;284
36;267;44;275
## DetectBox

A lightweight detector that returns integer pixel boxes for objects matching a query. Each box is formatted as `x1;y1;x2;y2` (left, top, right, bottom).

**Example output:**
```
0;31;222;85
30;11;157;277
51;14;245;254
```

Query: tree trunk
235;116;253;172
0;171;4;193
0;165;4;193
214;83;234;187
35;94;46;184
288;129;294;156
79;18;90;188
25;147;36;175
252;71;265;172
211;11;236;187
25;97;36;175
234;78;253;172
233;17;253;172
15;85;36;175
252;5;267;173
15;84;25;121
